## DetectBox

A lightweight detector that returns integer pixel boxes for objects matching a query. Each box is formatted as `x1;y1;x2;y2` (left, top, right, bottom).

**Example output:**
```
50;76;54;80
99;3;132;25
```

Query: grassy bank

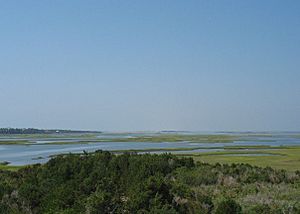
0;164;23;171
182;146;300;171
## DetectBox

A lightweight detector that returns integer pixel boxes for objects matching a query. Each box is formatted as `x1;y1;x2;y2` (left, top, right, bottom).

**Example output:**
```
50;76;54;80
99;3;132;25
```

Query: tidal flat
0;132;299;170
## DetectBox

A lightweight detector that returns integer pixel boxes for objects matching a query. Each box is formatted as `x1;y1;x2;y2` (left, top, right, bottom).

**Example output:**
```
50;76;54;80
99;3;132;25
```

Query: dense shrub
247;204;272;214
0;152;299;213
214;198;242;214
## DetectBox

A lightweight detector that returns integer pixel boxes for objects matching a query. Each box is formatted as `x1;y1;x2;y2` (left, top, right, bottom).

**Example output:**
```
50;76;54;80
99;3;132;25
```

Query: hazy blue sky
1;1;299;131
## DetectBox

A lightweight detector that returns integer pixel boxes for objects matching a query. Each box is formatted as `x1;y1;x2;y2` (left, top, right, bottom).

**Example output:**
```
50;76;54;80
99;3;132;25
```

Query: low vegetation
0;133;240;145
185;146;300;171
0;152;299;213
103;134;238;143
0;164;23;171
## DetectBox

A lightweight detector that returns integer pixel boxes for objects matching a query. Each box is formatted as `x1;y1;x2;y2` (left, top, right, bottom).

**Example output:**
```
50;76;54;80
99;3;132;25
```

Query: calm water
0;134;299;166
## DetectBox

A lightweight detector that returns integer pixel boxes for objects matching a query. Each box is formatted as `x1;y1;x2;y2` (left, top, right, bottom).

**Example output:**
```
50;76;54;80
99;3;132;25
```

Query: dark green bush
214;198;242;214
247;204;272;214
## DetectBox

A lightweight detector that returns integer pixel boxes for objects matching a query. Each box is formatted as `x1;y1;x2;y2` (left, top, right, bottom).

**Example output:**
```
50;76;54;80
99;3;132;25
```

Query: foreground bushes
0;151;299;213
214;198;242;214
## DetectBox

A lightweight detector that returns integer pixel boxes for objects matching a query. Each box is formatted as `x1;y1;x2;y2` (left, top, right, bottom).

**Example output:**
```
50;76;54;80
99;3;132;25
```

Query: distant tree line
0;128;101;135
0;128;46;135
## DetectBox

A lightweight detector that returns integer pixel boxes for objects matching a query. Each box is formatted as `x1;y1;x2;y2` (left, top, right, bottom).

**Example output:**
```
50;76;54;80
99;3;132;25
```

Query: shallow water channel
0;134;299;165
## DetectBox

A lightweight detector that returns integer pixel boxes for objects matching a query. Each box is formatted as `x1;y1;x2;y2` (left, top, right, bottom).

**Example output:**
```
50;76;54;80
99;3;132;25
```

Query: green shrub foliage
0;151;299;213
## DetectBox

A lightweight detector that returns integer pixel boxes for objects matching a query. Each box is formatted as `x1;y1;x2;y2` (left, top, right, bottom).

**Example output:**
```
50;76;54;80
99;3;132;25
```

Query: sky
0;1;299;132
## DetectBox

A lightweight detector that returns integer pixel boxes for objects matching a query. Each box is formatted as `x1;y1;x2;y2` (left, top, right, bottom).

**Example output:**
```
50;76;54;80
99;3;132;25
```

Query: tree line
0;128;100;135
